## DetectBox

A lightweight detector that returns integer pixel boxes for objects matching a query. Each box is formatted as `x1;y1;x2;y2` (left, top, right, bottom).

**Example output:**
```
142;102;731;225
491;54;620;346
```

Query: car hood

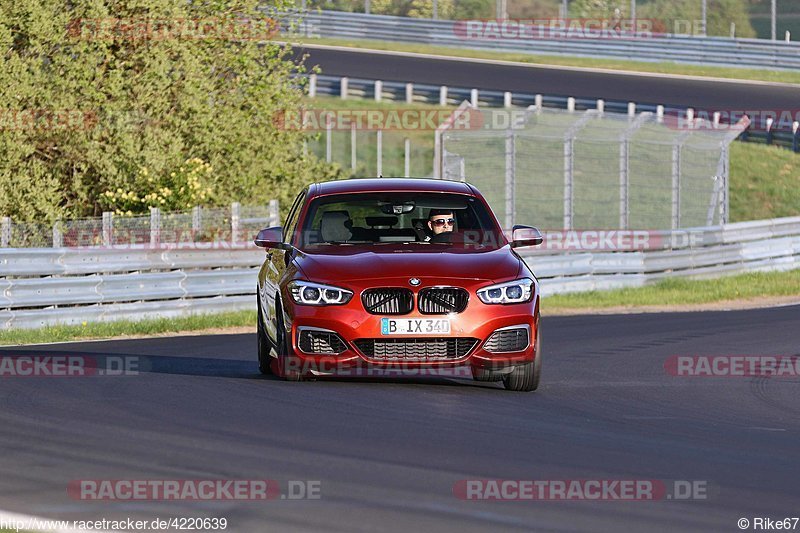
294;245;521;284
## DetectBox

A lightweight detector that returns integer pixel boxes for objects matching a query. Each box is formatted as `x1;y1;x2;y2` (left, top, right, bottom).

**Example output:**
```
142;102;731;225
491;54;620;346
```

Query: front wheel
274;301;303;382
502;330;541;392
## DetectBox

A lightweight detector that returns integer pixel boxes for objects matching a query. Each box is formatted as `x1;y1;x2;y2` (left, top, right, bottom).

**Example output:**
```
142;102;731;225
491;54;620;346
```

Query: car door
261;189;306;345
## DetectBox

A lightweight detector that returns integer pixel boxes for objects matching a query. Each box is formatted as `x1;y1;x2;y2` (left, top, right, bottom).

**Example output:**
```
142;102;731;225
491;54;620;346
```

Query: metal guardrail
2;216;800;329
308;74;800;151
287;10;800;71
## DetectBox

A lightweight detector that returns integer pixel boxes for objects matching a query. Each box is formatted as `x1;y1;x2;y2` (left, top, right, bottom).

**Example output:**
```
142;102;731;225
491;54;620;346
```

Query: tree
0;0;343;222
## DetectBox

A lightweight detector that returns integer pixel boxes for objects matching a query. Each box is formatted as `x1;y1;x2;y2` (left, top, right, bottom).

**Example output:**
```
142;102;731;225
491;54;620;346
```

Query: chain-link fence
440;106;747;230
0;201;279;249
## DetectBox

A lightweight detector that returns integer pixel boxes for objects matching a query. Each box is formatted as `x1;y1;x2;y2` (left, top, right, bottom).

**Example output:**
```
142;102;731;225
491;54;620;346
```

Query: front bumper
280;279;539;376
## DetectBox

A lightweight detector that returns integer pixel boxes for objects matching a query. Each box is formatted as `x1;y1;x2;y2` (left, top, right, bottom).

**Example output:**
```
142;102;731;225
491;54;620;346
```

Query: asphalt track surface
2;305;799;532
294;46;800;112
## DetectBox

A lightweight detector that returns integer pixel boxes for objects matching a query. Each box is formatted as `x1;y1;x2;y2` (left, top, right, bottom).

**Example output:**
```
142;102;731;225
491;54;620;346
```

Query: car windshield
296;192;506;250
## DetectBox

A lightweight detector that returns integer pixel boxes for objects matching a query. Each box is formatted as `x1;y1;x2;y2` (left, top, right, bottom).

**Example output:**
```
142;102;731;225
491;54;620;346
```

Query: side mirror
254;226;286;249
511;225;543;248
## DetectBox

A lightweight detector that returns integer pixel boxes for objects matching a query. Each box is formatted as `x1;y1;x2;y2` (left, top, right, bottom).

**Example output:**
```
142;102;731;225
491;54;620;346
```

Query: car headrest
320;211;353;242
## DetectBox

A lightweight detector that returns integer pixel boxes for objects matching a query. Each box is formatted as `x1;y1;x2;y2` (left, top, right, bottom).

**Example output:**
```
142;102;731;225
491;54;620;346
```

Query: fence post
340;76;348;99
439;86;448;106
150;207;161;247
52;220;63;248
231;202;240;244
405;83;414;104
374;80;382;102
308;73;317;98
404;137;411;177
269;199;280;227
503;92;512;109
504;128;516;231
1;217;10;247
326;119;332;163
376;130;383;176
671;142;682;229
563;134;574;231
192;206;201;239
102;211;113;247
351;121;357;171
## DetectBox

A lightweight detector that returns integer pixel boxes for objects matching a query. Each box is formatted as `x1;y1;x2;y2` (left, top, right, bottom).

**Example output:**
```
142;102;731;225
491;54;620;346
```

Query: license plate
381;318;451;335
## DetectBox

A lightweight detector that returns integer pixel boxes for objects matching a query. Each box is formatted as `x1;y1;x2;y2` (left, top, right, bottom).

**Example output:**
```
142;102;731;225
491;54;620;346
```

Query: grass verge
0;311;254;346
296;37;800;85
2;271;800;345
543;269;800;313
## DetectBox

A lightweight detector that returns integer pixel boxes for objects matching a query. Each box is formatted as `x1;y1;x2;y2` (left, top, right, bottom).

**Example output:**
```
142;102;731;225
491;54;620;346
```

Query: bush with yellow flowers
101;158;215;215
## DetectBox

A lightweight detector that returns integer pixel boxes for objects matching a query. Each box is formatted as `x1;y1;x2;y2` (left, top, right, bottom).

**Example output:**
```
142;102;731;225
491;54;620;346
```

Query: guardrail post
102;211;113;246
470;89;479;107
596;99;605;113
376;130;383;176
231;202;240;244
340;76;348;99
627;102;636;117
766;118;774;145
786;31;791;42
656;105;664;123
374;80;382;102
405;83;413;104
269;199;280;227
439;86;448;106
52;220;63;248
308;73;317;98
150;207;161;247
404;137;411;177
793;122;799;153
504;128;516;231
504;92;512;109
567;97;575;112
535;94;542;110
1;217;10;247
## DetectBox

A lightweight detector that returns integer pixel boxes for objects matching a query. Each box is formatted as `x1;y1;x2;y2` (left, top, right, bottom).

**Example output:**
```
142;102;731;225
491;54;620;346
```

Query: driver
426;209;455;240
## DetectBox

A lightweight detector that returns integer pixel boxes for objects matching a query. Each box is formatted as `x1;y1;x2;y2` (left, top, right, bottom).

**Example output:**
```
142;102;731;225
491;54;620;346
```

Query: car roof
310;178;474;197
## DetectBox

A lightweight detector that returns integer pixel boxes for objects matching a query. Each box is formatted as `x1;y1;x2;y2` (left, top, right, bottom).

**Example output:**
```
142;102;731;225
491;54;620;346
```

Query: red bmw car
254;178;544;391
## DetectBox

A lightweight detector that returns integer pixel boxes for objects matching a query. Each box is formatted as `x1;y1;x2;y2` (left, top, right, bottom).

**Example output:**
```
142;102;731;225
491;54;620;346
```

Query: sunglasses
431;218;455;227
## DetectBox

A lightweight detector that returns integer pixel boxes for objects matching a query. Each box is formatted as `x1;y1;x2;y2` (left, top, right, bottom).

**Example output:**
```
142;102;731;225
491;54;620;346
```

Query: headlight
477;278;534;305
289;281;353;306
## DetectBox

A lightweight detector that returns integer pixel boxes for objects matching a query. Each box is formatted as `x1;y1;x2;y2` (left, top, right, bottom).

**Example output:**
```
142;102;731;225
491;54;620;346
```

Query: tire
275;301;303;382
502;330;541;392
256;296;272;375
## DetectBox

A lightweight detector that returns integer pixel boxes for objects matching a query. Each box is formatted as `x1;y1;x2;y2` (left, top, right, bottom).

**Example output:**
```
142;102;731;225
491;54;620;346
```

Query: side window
283;190;306;244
